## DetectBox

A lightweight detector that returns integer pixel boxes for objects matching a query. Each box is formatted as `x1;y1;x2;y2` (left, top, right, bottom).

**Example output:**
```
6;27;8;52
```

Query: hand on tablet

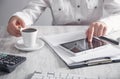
86;22;108;42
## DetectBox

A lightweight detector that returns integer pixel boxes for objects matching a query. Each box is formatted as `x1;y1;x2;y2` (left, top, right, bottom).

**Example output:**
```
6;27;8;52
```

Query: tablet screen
60;37;107;53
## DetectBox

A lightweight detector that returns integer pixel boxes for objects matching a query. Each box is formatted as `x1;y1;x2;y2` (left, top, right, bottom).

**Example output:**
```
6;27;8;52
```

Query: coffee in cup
21;28;38;48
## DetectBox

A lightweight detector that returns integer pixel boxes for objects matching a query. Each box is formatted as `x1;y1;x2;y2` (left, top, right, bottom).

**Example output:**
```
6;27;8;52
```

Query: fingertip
88;28;94;42
86;32;92;42
89;38;92;42
86;31;91;42
87;36;92;42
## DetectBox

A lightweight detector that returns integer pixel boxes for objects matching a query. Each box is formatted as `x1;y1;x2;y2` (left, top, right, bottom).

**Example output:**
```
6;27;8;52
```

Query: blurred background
0;0;52;26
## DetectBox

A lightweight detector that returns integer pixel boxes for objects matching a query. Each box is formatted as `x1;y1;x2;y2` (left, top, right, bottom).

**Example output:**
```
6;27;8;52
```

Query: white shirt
14;0;120;33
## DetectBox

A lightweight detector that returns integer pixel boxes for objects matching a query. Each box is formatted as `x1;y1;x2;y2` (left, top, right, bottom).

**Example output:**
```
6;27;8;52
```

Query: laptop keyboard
31;71;97;79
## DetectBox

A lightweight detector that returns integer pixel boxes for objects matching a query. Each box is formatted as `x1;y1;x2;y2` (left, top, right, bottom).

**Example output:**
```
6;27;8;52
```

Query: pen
99;36;119;45
84;57;112;66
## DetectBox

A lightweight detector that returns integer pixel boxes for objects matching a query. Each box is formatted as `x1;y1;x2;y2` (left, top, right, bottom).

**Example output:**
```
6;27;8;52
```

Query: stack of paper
41;31;120;69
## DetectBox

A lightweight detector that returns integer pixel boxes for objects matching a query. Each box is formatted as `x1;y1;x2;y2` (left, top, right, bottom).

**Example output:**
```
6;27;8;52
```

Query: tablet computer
59;37;107;55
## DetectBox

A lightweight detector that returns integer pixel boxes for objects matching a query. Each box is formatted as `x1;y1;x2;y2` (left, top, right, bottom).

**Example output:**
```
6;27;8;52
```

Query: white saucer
14;39;44;51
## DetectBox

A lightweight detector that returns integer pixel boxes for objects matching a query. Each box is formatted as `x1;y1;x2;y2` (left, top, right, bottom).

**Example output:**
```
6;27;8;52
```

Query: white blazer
14;0;120;33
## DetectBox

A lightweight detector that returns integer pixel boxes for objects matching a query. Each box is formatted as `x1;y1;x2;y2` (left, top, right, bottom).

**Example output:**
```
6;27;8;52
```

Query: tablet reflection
61;37;107;53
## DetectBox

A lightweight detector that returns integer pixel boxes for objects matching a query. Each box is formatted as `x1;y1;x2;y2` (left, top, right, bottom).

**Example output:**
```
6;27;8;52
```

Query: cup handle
19;27;25;32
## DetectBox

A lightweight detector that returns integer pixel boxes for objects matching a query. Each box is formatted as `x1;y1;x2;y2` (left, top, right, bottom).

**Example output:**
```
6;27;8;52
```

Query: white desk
0;26;120;79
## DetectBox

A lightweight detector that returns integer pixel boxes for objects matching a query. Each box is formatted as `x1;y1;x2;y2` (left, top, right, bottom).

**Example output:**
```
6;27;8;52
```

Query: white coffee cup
21;28;38;48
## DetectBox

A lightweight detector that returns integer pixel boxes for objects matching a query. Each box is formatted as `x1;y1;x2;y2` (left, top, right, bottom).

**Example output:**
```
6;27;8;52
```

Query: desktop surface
0;26;120;79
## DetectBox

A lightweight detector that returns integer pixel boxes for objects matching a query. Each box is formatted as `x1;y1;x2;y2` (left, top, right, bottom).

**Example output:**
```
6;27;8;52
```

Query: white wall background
0;0;52;26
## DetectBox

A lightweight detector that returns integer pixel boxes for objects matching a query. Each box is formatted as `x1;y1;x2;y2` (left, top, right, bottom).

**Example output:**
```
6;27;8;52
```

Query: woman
7;0;120;42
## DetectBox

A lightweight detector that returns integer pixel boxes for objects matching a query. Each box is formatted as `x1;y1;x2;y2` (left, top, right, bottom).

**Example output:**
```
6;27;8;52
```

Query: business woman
7;0;120;42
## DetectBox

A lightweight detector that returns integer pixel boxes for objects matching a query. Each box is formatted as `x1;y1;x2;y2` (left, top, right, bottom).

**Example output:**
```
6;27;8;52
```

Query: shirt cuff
13;12;33;26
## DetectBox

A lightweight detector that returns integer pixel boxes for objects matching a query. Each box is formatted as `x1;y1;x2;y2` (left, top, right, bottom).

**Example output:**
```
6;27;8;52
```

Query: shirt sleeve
13;0;48;25
99;0;120;34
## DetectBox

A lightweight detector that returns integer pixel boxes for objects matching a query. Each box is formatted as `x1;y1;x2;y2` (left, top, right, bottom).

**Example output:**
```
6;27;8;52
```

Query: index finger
87;25;94;42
